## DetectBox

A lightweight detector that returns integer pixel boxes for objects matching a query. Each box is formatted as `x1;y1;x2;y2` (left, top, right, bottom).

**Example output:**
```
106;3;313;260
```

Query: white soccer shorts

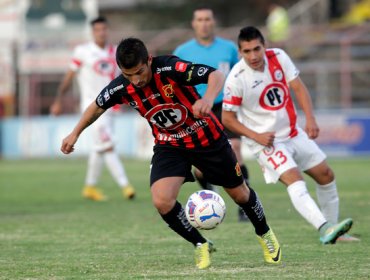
255;130;326;184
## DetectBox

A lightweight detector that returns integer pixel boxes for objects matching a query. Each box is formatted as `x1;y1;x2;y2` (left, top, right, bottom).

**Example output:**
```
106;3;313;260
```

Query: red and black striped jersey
96;55;225;149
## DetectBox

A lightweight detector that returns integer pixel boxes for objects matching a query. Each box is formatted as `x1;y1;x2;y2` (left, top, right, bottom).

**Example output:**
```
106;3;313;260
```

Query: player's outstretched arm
50;70;76;116
290;76;319;139
222;110;275;147
61;102;106;154
193;70;224;118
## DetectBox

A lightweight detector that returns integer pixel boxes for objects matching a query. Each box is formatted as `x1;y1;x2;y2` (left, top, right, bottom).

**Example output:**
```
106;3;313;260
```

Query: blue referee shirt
174;37;239;104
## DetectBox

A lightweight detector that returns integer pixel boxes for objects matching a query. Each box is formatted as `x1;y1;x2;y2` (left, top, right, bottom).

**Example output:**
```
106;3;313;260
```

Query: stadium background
0;1;369;279
0;0;369;158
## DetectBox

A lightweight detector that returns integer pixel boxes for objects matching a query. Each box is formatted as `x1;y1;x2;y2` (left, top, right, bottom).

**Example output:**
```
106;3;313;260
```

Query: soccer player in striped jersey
222;26;356;244
174;6;250;222
60;37;282;268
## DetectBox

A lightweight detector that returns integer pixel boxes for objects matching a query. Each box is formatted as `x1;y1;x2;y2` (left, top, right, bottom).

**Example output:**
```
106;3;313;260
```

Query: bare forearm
72;102;105;136
203;70;225;103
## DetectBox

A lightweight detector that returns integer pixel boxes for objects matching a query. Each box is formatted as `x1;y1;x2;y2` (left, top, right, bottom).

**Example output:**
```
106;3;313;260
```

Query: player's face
92;22;109;47
239;39;265;72
120;56;153;88
192;9;215;41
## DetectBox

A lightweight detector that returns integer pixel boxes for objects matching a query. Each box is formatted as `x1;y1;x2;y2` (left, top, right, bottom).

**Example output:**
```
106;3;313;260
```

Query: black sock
160;201;207;246
240;164;249;184
238;187;269;236
193;171;214;191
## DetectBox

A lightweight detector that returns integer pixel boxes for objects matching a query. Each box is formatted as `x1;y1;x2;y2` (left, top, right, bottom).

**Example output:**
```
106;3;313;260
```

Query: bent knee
152;197;176;215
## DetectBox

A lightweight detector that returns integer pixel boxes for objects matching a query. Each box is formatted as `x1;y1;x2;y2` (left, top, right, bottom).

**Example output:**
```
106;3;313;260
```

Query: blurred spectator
266;3;290;44
342;0;370;25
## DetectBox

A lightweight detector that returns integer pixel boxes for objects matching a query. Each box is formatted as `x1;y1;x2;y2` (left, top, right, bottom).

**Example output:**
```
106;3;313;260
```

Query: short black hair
238;26;265;47
90;16;108;26
116;38;149;69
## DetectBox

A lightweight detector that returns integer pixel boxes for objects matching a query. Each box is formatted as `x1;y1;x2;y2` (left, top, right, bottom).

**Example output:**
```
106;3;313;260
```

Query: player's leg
150;147;212;269
229;137;250;222
83;149;106;201
96;113;135;199
305;161;359;241
224;183;281;264
295;134;357;241
193;140;281;264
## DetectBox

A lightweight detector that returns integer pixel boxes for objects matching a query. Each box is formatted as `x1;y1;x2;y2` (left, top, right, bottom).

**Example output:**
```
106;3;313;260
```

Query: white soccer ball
185;190;226;230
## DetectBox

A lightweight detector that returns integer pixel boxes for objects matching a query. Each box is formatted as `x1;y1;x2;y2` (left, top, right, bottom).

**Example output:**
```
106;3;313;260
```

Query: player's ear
147;55;153;66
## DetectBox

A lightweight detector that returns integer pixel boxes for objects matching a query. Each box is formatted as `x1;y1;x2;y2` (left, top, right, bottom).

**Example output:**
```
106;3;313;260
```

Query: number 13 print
267;150;287;170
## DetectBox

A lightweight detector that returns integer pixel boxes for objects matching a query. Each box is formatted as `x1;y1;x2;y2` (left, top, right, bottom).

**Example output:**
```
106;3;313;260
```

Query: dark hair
116;38;149;69
90;16;108;26
238;26;265;47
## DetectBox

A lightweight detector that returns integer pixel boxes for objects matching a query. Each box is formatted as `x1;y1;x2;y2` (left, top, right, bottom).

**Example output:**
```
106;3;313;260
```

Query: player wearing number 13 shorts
223;26;356;243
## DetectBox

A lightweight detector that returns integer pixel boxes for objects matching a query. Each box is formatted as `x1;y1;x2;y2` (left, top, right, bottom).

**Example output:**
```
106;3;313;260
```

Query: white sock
104;150;129;187
287;181;327;229
85;151;104;186
316;180;339;224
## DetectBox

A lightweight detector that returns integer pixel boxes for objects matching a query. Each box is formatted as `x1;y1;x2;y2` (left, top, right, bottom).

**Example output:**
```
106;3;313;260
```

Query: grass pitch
0;157;369;279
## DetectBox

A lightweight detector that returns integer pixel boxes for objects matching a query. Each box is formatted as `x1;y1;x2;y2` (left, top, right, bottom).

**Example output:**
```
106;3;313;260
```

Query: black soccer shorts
150;137;244;188
212;102;241;140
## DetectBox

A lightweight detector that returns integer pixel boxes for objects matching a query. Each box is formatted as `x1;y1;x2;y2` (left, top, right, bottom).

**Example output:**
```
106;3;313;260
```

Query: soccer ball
185;190;226;230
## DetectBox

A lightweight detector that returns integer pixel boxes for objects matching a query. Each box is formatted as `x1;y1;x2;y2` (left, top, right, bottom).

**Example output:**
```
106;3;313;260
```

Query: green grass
0;157;369;279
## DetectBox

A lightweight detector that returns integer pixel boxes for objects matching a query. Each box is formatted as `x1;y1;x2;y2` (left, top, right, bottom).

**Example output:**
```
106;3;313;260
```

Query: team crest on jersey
259;82;289;111
162;84;174;98
93;59;117;77
235;163;242;177
263;146;275;156
145;103;188;130
274;69;284;81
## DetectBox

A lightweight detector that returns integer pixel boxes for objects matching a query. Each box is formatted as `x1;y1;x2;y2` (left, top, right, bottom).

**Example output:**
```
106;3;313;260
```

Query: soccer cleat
337;233;360;242
319;218;353;244
194;241;215;269
122;185;135;200
82;186;107;201
257;229;282;264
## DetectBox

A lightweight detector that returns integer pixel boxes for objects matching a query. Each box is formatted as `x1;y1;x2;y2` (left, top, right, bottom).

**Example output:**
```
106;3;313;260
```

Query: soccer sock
237;187;269;236
160;201;207;246
104;150;129;187
316;180;339;224
193;170;214;191
287;180;327;229
85;151;104;186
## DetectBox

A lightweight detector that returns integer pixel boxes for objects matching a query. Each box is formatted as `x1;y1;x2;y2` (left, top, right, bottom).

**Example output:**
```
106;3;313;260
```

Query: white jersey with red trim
70;42;119;111
223;48;300;153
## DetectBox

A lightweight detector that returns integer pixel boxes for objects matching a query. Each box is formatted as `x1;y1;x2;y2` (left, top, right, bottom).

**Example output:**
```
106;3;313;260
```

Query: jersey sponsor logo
97;95;104;106
103;89;110;101
129;101;138;108
109;84;124;95
156;119;208;141
259;82;289;111
156;66;172;73
162;84;174;98
145;103;188;130
197;67;208;76
175;61;187;72
252;80;263;89
142;93;161;103
234;68;245;78
186;66;194;82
